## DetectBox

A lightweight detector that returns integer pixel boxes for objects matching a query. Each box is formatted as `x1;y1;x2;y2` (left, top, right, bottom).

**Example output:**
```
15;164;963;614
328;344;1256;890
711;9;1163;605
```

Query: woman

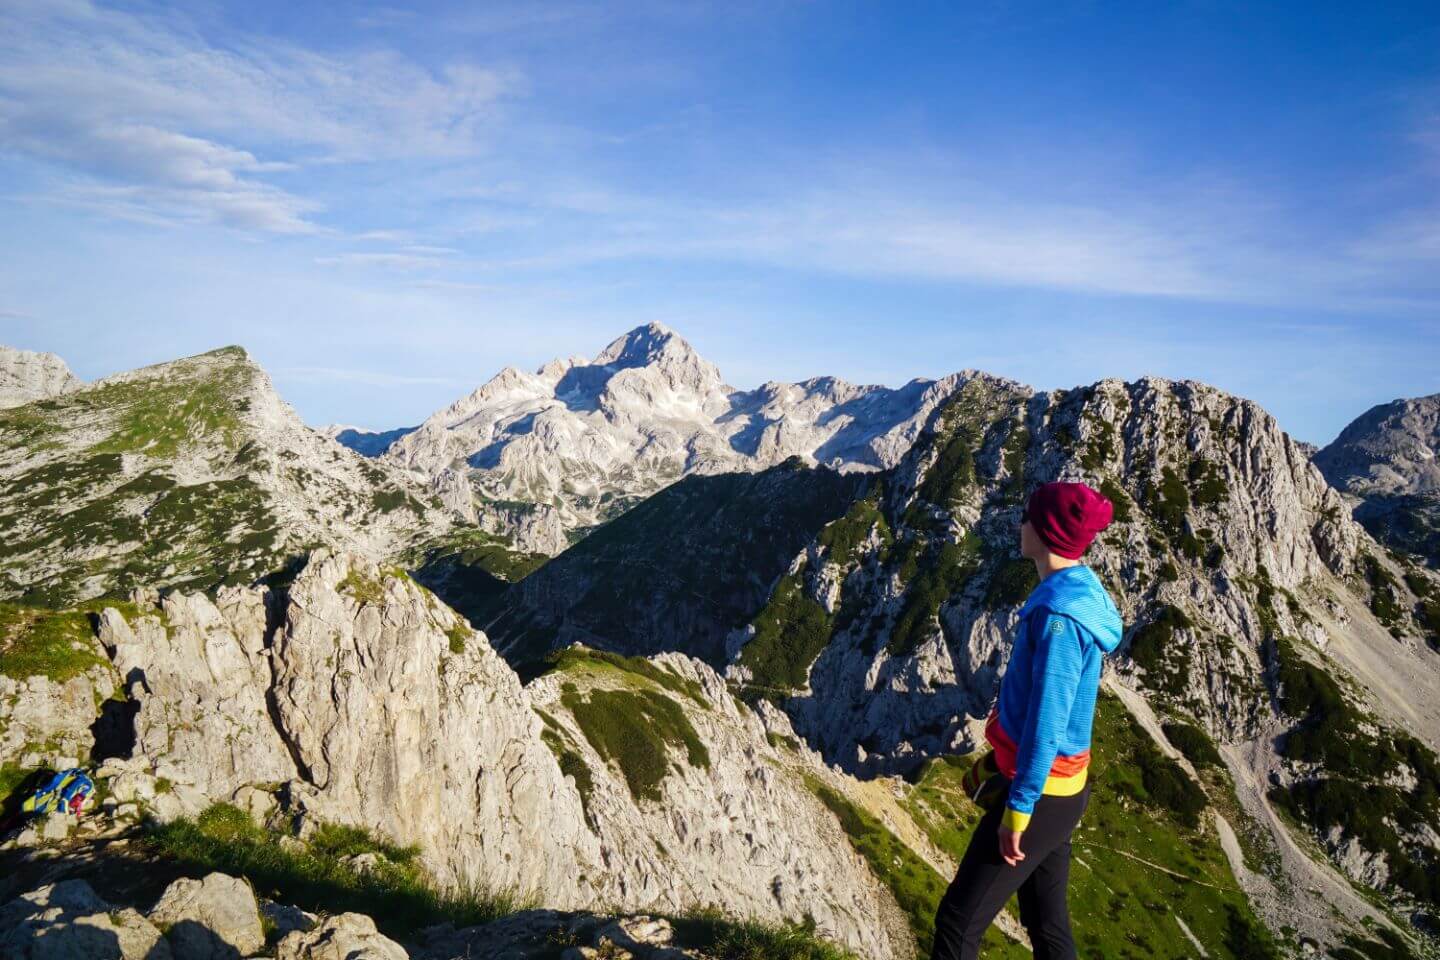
931;480;1123;960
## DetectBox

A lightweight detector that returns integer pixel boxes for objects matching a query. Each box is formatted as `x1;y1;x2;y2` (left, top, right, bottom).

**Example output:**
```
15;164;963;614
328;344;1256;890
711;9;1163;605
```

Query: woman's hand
998;824;1026;866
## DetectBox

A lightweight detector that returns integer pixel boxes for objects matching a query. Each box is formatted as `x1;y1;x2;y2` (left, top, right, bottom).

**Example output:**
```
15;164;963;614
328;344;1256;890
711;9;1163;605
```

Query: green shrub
539;725;596;827
1188;458;1229;508
915;410;980;507
739;571;835;691
983;558;1038;610
446;623;467;655
1161;721;1222;769
887;533;983;657
806;777;947;954
1127;604;1193;696
1081;417;1117;471
1222;902;1282;960
1362;553;1404;626
1123;736;1207;830
1001;423;1029;503
0;603;110;682
1144;465;1191;540
544;647;709;707
1271;635;1343;722
766;732;801;752
339;570;386;605
1099;476;1132;524
816;492;891;566
672;906;860;960
1269;780;1439;906
1331;927;1423;960
563;688;709;803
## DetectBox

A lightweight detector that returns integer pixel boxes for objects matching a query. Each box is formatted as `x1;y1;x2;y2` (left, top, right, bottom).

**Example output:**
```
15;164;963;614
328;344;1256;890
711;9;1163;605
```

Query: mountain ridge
0;343;453;605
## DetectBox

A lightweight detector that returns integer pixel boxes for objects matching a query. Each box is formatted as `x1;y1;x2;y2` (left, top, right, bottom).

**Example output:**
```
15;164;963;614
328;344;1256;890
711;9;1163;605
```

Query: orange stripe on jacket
984;704;1090;778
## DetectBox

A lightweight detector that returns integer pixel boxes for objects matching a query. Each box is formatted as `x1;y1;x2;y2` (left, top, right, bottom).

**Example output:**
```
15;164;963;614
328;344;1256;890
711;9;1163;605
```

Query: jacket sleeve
1002;607;1085;832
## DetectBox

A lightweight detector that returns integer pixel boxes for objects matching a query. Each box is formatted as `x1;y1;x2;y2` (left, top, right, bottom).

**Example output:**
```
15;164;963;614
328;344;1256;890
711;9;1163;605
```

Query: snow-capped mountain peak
367;324;968;552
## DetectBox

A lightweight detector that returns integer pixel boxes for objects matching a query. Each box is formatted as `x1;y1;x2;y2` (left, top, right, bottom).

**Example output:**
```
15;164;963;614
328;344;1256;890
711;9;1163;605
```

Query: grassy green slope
0;346;443;605
477;457;870;669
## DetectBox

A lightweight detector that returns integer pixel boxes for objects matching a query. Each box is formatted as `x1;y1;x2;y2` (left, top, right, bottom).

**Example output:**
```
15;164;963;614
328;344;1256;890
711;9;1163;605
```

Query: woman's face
1019;518;1041;560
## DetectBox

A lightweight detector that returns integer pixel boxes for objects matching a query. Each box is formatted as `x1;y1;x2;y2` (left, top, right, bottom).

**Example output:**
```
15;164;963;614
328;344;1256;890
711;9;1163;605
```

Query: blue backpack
21;768;95;818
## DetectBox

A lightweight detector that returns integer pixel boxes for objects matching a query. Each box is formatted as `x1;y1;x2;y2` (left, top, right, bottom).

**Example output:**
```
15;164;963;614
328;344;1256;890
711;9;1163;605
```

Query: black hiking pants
931;778;1091;960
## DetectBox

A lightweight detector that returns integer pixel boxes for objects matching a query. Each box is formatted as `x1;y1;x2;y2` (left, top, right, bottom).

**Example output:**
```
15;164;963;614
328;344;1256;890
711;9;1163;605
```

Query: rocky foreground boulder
0;873;779;960
0;880;172;959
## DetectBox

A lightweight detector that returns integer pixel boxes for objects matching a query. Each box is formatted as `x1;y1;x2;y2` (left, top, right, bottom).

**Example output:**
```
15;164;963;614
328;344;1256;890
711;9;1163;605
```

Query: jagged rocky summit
1315;392;1440;566
345;323;968;554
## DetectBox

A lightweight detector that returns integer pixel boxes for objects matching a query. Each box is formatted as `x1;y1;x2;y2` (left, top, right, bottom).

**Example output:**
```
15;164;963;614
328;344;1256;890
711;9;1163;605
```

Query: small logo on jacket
1049;619;1064;635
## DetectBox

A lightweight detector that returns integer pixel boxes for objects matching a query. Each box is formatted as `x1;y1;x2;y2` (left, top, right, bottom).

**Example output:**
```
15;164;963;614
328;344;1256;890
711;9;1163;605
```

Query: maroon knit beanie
1022;481;1114;559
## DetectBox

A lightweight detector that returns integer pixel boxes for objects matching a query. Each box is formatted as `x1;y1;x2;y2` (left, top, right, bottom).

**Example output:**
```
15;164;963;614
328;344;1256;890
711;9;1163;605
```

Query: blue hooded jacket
986;563;1123;831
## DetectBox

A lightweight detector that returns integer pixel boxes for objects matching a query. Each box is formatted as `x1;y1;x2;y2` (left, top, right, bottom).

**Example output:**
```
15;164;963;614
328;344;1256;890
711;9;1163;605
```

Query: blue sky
1;0;1437;445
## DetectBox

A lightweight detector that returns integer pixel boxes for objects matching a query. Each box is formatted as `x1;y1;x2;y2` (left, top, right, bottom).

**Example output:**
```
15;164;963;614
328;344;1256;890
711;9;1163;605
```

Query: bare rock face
0;880;172;959
1314;392;1440;565
267;552;590;898
0;666;115;772
1314;393;1440;498
275;913;408;960
146;872;265;960
525;651;902;958
96;590;295;802
0;345;82;410
733;374;1380;775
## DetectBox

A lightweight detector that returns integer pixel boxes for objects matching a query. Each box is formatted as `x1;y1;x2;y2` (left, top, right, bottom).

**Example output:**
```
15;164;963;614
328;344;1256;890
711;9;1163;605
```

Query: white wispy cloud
314;247;460;270
0;0;517;233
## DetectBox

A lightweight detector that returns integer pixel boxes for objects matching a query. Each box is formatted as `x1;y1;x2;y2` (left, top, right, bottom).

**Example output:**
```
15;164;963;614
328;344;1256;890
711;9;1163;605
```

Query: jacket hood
1018;563;1123;653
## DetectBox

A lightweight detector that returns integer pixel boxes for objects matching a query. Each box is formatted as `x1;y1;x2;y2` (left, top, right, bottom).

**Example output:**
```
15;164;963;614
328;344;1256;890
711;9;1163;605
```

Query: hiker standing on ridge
932;480;1123;960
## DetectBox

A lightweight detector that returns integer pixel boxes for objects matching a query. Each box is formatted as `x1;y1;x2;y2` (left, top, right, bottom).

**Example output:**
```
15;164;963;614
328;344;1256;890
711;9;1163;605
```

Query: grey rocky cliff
616;372;1376;768
515;369;1435;947
1314;392;1440;497
0;344;82;410
82;552;901;959
730;374;1440;946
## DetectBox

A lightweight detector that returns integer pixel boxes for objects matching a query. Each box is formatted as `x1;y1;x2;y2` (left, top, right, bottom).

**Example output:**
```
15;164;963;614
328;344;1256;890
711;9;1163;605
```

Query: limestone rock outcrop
0;346;81;410
147;872;265;960
275;913;408;960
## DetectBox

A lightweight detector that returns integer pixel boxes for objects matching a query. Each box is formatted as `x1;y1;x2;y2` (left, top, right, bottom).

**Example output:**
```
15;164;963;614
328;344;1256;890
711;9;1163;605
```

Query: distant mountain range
331;323;971;553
